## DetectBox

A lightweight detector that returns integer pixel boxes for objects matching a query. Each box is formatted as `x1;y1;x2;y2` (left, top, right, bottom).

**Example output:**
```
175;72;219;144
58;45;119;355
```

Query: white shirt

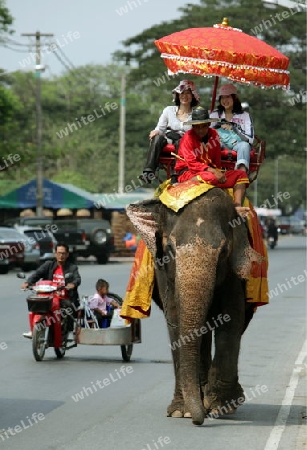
210;110;254;145
154;106;193;136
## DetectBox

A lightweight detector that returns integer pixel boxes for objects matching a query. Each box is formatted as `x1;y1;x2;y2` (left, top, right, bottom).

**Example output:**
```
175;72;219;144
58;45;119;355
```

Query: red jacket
175;128;221;174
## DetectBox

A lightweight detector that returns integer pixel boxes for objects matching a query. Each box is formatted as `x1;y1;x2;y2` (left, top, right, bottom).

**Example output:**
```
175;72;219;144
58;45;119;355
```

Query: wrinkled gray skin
127;188;260;426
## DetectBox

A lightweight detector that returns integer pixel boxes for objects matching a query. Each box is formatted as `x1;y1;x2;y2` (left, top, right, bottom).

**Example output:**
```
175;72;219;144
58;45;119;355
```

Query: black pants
143;135;167;172
94;310;113;328
60;299;78;332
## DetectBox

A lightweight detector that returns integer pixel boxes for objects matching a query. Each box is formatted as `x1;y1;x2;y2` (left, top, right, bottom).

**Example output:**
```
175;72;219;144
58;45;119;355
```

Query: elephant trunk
176;246;218;425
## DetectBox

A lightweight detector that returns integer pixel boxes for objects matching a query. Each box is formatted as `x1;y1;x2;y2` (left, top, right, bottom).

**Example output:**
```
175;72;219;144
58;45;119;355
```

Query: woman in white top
140;80;200;182
210;84;254;172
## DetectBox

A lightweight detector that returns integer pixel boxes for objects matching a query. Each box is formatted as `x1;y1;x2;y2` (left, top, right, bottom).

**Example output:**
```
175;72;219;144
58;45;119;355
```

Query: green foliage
0;63;155;196
51;170;96;192
0;0;13;40
0;0;305;213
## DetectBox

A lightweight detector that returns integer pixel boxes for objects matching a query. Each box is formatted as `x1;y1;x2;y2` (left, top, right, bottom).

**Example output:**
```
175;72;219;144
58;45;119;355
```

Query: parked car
14;226;57;265
276;216;291;235
276;216;305;235
289;217;305;235
2;226;41;271
2;216;87;260
0;227;25;274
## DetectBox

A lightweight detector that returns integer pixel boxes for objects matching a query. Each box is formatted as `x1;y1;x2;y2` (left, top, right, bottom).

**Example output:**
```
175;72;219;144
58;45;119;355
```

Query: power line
50;47;72;72
2;43;30;53
49;43;89;84
54;43;77;70
4;37;31;47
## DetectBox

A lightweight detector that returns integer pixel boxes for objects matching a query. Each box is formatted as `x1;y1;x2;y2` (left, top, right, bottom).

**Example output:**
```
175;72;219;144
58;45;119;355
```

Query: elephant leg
164;290;191;418
166;323;187;418
168;305;213;420
154;266;187;418
204;276;245;416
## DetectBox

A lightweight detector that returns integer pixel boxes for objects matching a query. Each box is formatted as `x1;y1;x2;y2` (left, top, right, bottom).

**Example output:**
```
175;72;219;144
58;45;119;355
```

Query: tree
0;64;157;194
0;0;13;41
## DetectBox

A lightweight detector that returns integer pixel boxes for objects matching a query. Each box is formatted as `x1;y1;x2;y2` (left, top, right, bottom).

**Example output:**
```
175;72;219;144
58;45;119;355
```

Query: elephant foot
204;395;237;417
167;410;191;418
167;398;185;418
168;410;183;418
202;382;245;418
166;401;193;420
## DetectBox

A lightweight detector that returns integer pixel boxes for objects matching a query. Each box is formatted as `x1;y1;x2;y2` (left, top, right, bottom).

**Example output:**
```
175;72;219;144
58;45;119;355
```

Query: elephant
126;187;262;426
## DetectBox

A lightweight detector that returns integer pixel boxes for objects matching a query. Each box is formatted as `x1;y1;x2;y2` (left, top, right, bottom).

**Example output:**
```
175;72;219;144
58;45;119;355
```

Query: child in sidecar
88;279;119;328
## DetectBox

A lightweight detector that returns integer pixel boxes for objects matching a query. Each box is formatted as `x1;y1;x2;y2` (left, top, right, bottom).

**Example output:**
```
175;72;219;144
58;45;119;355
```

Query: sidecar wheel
32;327;46;361
54;347;66;358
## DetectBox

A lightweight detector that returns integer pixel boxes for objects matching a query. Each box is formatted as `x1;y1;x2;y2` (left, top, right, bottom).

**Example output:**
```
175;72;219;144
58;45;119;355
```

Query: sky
0;0;302;77
0;0;201;77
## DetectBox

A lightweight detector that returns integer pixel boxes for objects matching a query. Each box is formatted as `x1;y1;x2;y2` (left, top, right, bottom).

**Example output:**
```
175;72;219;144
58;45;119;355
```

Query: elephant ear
126;199;162;256
230;219;263;280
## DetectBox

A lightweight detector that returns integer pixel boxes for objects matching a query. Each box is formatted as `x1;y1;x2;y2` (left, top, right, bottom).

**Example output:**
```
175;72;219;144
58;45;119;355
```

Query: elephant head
127;188;261;425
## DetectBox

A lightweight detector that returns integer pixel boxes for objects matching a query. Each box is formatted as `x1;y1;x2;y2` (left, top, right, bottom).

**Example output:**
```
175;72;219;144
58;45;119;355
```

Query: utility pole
118;72;126;194
21;31;53;216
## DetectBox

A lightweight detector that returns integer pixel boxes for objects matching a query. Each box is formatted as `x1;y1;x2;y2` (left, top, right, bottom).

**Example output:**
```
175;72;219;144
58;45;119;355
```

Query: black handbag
165;130;182;143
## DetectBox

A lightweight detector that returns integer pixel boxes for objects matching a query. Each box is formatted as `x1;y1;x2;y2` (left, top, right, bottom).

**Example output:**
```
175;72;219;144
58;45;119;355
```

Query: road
0;235;306;450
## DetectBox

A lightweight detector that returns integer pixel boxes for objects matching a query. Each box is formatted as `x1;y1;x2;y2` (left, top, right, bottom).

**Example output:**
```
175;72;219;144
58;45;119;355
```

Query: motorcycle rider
266;218;278;245
21;242;81;340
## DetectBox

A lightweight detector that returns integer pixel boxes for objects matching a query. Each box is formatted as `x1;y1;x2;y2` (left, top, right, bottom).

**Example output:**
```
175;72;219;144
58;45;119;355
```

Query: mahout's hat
184;106;213;125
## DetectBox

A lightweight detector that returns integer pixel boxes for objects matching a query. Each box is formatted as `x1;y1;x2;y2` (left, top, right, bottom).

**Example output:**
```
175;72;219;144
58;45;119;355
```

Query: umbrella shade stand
154;17;290;94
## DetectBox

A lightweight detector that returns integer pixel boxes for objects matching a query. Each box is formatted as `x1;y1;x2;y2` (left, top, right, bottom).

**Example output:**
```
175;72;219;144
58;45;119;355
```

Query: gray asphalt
0;235;306;450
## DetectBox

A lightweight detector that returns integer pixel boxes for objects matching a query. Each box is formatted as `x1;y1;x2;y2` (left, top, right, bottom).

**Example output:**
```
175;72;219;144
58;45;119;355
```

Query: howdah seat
158;136;266;182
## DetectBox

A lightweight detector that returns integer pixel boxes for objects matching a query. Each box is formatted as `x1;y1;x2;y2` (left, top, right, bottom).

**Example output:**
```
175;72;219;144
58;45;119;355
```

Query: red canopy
154;18;290;90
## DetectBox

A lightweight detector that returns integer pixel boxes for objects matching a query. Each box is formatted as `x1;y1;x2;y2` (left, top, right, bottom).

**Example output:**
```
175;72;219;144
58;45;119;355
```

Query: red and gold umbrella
154;18;290;108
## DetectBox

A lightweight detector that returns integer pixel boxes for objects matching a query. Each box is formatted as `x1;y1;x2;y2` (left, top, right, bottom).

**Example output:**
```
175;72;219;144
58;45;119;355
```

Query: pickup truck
52;218;115;264
2;216;115;264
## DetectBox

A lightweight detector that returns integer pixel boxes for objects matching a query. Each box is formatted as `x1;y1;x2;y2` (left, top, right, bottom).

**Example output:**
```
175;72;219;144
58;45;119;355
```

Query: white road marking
264;338;307;450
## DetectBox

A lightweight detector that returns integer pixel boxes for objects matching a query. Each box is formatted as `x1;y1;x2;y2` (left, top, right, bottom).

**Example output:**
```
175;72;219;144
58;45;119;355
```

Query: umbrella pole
210;76;219;112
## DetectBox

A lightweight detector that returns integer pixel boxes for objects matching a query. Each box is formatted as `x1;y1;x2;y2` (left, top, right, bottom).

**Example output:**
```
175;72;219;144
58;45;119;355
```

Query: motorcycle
18;274;142;362
267;235;277;249
20;275;77;361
